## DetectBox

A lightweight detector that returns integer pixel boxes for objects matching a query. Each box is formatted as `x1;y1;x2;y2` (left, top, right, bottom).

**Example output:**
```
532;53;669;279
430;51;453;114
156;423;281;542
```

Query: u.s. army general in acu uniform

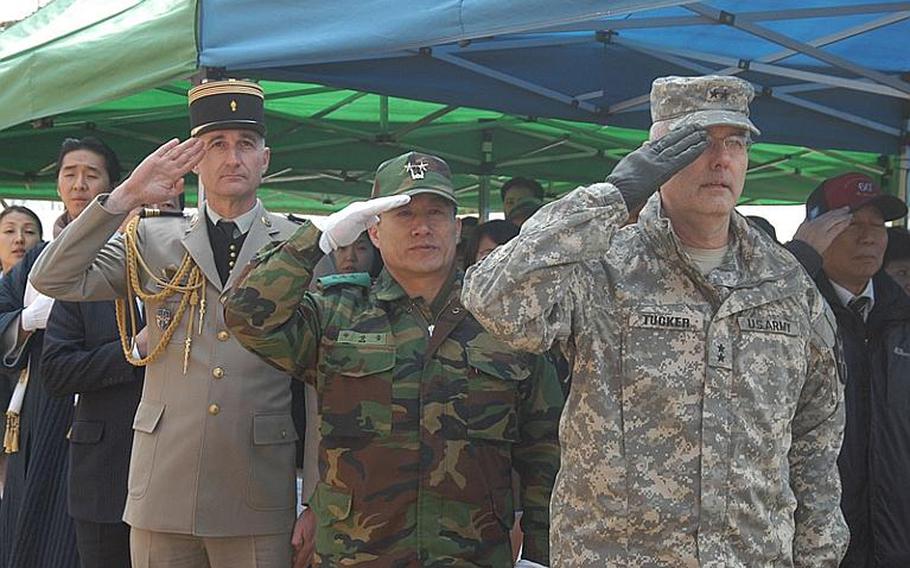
463;75;849;567
224;152;564;567
31;80;304;568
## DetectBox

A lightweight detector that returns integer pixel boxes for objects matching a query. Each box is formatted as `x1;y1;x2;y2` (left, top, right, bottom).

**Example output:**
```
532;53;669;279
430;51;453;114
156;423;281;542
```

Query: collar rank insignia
156;307;173;331
404;159;430;180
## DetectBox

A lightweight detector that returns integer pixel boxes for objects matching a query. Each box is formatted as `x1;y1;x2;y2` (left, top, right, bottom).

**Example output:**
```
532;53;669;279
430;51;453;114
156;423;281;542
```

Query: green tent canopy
0;80;896;213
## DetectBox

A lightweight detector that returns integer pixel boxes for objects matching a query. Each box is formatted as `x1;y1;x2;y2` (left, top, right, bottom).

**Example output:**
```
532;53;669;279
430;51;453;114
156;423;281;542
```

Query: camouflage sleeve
789;298;848;566
223;222;326;382
513;354;565;565
462;182;627;354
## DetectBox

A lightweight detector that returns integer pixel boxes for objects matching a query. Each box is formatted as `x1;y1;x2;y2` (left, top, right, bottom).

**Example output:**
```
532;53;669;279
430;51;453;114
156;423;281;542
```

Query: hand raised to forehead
108;138;204;213
606;124;709;211
313;195;411;253
793;206;852;255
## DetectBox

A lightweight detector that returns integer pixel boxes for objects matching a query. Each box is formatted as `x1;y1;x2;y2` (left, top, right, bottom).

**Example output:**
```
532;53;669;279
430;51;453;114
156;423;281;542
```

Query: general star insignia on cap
404;159;430;180
371;151;458;206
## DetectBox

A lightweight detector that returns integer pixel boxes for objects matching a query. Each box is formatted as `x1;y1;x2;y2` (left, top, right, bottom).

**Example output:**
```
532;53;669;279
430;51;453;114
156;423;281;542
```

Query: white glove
515;561;548;568
311;195;410;254
21;282;54;332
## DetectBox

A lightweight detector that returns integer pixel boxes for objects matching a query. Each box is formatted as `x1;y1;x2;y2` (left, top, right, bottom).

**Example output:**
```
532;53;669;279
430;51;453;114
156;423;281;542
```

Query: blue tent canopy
201;1;910;155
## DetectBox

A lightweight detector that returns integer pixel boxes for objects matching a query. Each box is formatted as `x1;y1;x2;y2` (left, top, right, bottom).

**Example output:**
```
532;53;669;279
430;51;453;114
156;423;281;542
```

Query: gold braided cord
115;215;206;371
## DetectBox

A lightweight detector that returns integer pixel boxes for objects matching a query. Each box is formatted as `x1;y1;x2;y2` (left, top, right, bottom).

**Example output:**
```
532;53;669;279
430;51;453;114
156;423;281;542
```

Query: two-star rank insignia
404;159;430;180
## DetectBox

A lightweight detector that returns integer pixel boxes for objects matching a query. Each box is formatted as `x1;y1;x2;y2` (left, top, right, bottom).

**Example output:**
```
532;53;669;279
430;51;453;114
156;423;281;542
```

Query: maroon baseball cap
806;172;907;221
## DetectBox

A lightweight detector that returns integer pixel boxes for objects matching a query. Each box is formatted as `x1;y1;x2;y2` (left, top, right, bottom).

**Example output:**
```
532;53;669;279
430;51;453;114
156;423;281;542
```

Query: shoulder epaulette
317;272;372;290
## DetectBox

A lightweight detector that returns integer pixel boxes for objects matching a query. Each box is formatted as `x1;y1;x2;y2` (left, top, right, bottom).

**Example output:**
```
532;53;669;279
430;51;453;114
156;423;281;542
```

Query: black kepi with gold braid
188;79;266;137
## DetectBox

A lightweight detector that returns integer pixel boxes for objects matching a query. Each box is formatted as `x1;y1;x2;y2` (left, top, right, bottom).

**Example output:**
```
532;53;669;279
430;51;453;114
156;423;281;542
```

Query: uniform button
208;403;220;415
281;430;288;438
217;330;230;342
228;261;235;268
212;367;224;379
229;244;237;251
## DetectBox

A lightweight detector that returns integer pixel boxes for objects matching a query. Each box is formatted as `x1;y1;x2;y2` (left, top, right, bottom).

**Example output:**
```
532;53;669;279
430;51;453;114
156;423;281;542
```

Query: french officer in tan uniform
30;80;305;568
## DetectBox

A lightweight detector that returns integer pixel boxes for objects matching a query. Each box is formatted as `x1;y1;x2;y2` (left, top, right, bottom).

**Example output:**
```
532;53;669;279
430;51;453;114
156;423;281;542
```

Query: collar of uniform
638;191;796;287
372;269;408;302
372;266;463;309
204;199;261;235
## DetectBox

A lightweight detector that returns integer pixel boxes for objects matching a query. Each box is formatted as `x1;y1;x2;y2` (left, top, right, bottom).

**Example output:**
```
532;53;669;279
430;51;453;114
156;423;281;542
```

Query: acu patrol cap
188;79;266;137
650;75;760;136
371;152;457;206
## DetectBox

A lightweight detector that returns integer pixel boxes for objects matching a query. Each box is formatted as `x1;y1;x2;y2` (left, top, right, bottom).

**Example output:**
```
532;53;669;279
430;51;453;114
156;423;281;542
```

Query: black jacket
40;299;143;523
0;243;79;568
788;241;910;567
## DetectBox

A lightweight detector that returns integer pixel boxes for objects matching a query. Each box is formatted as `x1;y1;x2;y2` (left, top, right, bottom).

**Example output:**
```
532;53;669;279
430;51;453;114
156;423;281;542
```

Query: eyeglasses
706;134;752;155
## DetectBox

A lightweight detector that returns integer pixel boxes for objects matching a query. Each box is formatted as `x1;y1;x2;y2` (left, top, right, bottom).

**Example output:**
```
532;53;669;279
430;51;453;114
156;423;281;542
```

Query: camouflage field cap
371;152;457;205
650;75;760;135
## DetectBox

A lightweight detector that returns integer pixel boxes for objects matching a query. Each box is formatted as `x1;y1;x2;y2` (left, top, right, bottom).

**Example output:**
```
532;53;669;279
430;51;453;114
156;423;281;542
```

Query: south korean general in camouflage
462;76;848;567
224;152;564;567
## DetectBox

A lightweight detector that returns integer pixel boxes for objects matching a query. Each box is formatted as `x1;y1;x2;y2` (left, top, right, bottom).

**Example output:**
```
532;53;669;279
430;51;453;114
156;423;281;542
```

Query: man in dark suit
40;196;182;568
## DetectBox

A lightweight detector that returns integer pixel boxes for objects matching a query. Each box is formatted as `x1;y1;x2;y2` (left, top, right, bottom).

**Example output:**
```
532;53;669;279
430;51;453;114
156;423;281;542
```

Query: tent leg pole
479;176;490;222
900;146;909;229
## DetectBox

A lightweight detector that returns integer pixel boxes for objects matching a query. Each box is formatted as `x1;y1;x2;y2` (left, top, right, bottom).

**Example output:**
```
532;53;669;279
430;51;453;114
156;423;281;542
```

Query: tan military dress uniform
30;198;301;540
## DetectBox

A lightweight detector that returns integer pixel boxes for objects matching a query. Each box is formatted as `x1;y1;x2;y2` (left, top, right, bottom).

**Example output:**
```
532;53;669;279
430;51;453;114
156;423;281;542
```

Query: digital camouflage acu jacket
224;222;563;567
462;184;848;567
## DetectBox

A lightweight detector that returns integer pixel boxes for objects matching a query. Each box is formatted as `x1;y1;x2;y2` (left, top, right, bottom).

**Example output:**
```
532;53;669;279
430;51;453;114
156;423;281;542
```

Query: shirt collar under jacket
830;278;875;316
204;198;261;235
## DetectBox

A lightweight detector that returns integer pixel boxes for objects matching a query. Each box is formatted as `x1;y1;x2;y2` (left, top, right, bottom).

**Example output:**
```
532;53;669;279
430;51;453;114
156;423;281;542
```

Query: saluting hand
107;138;204;214
606;124;709;210
792;207;852;255
312;195;411;253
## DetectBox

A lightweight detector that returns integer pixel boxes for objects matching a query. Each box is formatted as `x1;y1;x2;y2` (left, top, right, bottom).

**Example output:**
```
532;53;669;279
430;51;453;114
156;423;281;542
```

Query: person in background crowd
463;75;848;566
506;196;544;228
331;231;378;275
883;226;910;295
0;207;52;462
464;219;519;268
29;80;308;568
785;171;910;567
501;177;544;218
0;206;43;497
224;151;563;567
39;195;181;568
0;136;121;568
455;216;479;270
0;208;42;275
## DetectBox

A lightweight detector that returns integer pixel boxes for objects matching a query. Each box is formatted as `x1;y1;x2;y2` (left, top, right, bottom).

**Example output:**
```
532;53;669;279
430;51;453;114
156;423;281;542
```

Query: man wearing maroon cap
787;171;910;567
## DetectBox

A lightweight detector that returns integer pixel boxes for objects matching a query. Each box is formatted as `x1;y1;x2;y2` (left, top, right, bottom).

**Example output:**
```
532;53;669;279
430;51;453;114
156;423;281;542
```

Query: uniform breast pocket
464;347;529;443
319;342;395;438
734;329;805;415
